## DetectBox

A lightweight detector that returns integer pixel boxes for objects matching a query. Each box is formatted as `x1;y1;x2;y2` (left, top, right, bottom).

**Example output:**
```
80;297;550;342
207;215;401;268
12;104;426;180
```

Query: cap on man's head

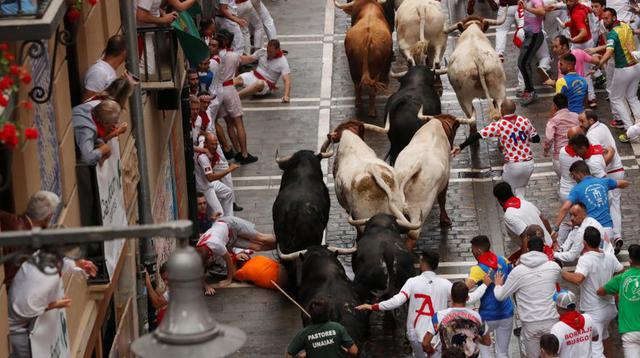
554;290;577;310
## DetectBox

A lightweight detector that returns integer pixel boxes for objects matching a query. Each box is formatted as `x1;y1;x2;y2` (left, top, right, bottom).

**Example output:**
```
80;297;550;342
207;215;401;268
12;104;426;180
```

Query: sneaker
519;91;536;106
234;152;243;162
614;238;624;256
238;153;259;164
233;203;244;212
588;99;598;108
619;133;630;143
610;119;625;129
223;148;236;160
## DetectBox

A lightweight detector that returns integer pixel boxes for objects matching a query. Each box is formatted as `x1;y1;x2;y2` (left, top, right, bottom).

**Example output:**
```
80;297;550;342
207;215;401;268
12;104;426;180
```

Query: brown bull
336;0;393;118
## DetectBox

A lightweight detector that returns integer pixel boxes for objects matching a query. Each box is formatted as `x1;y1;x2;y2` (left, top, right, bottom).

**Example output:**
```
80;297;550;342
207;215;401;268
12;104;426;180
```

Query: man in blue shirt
466;235;514;358
554;160;628;241
555;53;588;114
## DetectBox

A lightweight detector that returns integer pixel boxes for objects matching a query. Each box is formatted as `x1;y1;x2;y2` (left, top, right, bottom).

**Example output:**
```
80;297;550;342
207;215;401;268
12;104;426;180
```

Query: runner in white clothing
356;251;453;358
579;110;625;251
214;0;246;53
561;228;623;358
550;290;598;358
234;39;292;102
554;203;613;263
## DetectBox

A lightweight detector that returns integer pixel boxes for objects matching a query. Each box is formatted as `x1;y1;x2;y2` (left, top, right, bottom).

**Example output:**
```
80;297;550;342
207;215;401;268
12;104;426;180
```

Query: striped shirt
606;21;637;68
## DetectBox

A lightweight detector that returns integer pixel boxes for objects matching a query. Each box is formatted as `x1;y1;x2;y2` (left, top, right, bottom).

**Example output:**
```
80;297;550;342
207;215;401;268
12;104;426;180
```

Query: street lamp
131;245;246;357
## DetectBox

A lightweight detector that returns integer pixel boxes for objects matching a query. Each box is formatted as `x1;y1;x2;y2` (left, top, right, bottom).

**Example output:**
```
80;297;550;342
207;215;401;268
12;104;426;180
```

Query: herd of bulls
269;0;513;351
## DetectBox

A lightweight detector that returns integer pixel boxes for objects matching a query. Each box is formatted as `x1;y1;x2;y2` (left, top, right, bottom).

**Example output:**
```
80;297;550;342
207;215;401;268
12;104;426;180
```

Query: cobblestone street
208;0;640;356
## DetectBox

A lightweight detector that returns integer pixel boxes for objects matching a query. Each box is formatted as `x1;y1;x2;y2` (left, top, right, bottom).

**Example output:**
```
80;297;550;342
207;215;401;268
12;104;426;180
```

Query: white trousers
495;5;518;56
201;180;234;217
237;0;264;53
608;170;624;239
479;317;514;358
251;0;277;40
586;304;617;358
140;33;156;76
571;40;596;101
520;319;556;358
218;17;245;53
502;160;535;198
410;339;429;358
623;331;640;358
605;60;618;117
213;145;235;196
609;63;640;129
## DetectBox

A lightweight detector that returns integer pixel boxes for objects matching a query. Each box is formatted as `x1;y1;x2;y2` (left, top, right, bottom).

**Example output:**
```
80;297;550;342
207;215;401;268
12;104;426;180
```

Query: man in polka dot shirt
452;99;541;198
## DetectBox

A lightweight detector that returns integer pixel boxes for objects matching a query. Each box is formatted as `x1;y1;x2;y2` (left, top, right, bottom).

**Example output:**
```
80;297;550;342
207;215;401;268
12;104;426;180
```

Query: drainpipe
119;0;157;334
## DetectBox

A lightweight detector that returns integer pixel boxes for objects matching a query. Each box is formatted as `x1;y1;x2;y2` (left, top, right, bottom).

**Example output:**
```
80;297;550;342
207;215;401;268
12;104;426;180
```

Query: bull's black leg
438;185;452;227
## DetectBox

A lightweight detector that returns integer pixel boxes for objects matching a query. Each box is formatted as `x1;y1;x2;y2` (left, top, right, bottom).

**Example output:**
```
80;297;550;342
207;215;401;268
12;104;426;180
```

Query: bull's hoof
440;216;452;227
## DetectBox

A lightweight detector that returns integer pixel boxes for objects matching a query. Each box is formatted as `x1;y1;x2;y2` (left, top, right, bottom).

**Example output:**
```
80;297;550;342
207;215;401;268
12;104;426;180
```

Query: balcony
0;0;67;41
137;26;178;91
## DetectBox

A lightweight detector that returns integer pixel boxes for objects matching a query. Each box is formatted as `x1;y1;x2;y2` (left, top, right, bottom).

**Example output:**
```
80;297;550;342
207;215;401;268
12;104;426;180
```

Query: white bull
395;110;474;249
326;120;420;233
395;0;447;69
441;12;507;121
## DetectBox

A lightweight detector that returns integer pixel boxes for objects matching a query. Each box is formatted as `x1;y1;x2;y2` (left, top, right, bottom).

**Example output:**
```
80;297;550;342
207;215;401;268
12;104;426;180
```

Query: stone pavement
208;0;640;356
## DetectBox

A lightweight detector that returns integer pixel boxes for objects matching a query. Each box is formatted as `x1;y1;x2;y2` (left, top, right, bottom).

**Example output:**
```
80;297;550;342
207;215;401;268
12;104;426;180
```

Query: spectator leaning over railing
83;35;127;101
72;99;124;166
0;191;60;285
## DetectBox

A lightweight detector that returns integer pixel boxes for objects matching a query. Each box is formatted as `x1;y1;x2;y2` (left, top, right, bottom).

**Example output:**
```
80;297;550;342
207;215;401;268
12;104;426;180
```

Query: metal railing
0;0;51;18
137;26;178;87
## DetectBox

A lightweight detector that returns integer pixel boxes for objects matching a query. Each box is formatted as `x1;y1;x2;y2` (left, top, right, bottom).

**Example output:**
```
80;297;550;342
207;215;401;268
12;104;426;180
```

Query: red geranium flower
9;65;20;75
88;0;98;5
0;43;8;51
21;73;31;84
4;52;14;61
67;8;81;22
24;127;38;140
0;95;8;107
0;76;14;91
20;100;33;110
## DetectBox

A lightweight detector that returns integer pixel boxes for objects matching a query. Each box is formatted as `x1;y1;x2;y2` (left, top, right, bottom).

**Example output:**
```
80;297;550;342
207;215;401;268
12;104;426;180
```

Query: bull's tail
409;8;428;66
365;164;405;222
398;161;422;197
360;31;387;93
474;57;500;120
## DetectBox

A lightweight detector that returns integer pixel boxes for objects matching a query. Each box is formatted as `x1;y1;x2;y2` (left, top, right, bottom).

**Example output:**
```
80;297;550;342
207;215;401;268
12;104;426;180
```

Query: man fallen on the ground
233;39;291;103
195;216;275;294
554;202;613;263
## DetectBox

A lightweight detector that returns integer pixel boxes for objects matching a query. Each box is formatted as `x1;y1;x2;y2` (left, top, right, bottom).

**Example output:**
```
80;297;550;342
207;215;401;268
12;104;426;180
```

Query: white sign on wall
30;308;71;358
96;138;128;277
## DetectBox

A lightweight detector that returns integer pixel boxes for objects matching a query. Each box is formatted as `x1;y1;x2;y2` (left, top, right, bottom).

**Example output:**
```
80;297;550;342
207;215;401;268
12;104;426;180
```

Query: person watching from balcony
83;35;127;101
233;39;291;103
85;78;134;110
72;99;124;166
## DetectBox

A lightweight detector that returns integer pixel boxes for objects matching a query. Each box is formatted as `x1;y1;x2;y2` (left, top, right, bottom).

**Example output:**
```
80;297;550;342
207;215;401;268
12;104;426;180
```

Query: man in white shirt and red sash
234;39;292;103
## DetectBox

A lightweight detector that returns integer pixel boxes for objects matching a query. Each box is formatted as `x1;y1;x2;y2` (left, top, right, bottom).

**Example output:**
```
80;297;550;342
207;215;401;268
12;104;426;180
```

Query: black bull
385;65;442;165
298;246;367;347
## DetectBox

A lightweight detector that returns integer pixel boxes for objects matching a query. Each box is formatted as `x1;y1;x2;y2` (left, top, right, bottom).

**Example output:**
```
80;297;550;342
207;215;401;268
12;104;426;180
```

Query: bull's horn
444;22;462;34
327;243;358;255
416;106;434;122
319;138;331;153
363;123;388;134
347;214;369;227
275;148;293;164
277;244;307;261
484;8;508;26
456;115;476;125
315;139;334;159
334;0;353;9
434;67;448;75
396;218;423;230
390;69;407;79
377;0;387;3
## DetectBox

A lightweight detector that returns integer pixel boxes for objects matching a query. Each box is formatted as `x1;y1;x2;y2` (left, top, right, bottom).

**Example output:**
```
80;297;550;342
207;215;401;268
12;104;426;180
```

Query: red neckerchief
197;212;207;221
272;50;284;58
211;55;221;64
198;111;211;131
502;197;521;211
502;114;518;122
559;310;585;331
477;251;499;269
582;145;604;159
92;115;106;138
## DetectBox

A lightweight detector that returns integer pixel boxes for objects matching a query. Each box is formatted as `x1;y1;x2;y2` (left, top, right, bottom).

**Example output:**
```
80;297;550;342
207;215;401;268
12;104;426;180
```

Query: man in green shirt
286;297;358;358
597;244;640;356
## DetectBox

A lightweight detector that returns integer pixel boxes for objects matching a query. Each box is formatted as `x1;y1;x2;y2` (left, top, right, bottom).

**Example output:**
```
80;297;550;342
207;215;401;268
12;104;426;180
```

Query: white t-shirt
551;313;596;358
8;259;64;332
216;49;241;84
575;251;623;312
554;216;608;262
586;122;624;173
254;49;291;85
558;146;608;198
196;221;231;258
215;0;239;16
194;153;216;191
208;55;222;96
137;0;162;26
503;198;553;246
377;271;452;343
84;59;117;93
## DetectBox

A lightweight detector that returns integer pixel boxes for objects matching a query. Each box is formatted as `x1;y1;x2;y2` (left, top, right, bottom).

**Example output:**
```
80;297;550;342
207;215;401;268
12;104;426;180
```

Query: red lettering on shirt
413;294;435;328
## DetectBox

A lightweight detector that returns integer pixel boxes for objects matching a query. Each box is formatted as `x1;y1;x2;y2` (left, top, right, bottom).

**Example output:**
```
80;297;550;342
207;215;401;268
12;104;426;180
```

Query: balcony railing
137;26;178;90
